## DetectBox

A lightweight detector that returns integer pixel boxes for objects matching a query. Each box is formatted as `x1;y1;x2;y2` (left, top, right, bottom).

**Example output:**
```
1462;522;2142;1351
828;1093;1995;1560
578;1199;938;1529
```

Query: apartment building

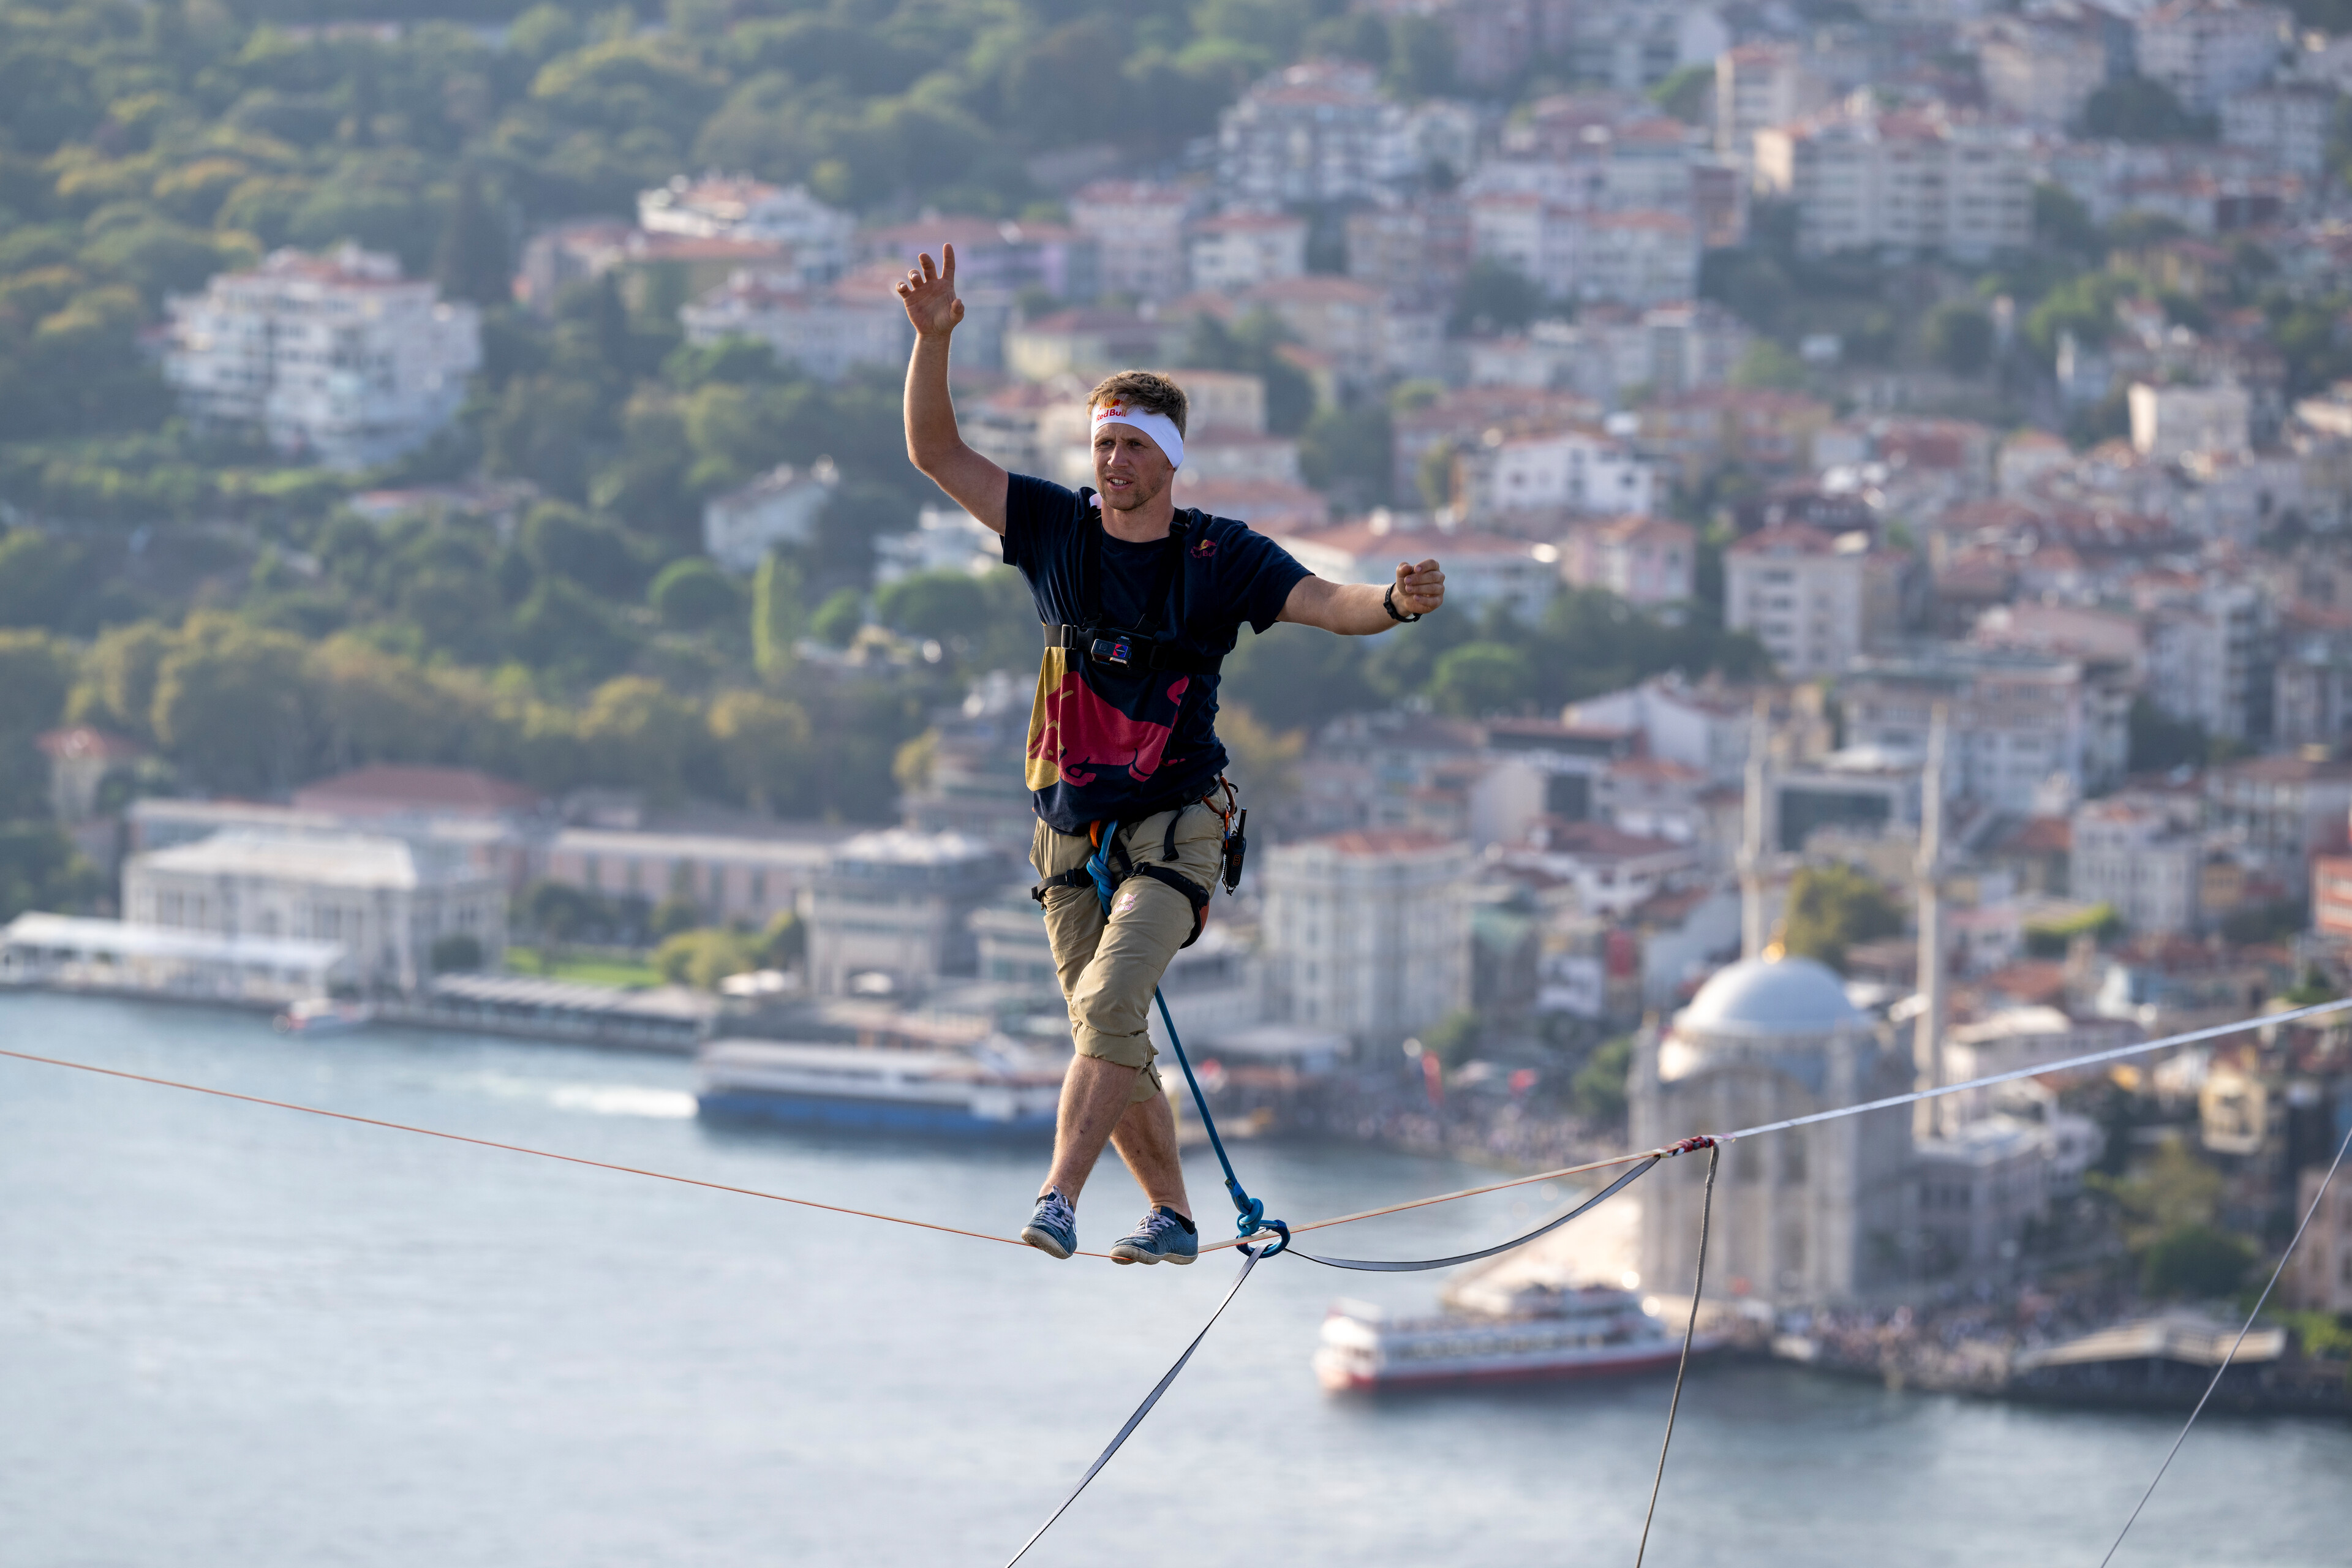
2135;0;2291;113
703;461;839;573
2204;755;2352;883
1724;524;1902;678
1186;213;1308;294
1068;181;1194;298
680;264;913;382
1217;61;1409;209
1562;514;1697;606
2218;83;2336;178
1460;427;1656;519
1715;40;1831;167
1839;647;2131;812
2071;792;2204;935
1261;831;1472;1047
1753;107;2031;262
164;245;481;470
1978;18;2110;127
637;175;854;279
1276;521;1560;623
2128;381;2253;461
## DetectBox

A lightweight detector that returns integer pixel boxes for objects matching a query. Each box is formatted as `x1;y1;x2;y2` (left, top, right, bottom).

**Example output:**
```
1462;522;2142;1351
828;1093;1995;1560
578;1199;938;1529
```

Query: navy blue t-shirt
1001;472;1311;835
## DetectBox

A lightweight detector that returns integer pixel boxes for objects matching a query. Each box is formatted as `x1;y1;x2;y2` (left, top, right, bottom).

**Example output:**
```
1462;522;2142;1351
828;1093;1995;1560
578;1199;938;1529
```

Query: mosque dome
1675;956;1869;1039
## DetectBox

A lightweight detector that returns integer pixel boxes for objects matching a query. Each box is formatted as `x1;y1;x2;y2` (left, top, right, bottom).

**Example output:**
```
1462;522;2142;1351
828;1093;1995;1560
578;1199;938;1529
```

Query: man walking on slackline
897;246;1446;1265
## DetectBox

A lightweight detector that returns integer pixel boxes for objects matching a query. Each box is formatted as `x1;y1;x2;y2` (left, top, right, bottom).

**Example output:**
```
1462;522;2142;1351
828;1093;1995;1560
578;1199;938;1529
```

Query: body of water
5;993;2347;1567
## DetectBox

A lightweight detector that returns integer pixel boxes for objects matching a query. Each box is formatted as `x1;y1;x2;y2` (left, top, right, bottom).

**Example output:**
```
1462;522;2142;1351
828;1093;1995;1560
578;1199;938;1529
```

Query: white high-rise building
1753;106;2031;262
1217;62;1409;209
681;264;914;383
1715;41;1831;168
1262;831;1471;1047
2071;792;2204;935
164;246;481;470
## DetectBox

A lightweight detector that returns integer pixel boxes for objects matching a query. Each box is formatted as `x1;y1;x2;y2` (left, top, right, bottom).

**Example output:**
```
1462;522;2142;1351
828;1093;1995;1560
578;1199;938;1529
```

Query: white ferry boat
1314;1275;1721;1392
694;1037;1065;1138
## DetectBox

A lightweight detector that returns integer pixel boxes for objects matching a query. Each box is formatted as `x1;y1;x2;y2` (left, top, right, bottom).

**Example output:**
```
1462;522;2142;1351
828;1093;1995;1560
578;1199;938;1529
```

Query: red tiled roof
291;765;541;816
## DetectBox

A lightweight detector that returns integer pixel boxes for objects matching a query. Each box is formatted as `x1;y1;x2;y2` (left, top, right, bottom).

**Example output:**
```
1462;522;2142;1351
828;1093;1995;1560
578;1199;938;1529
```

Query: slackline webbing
2095;1115;2352;1568
1000;1242;1269;1568
1635;1142;1718;1568
0;1045;1115;1258
1287;1156;1657;1272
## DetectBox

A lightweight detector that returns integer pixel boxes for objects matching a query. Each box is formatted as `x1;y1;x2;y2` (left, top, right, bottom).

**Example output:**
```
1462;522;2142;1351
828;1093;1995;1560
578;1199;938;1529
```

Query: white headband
1091;401;1184;470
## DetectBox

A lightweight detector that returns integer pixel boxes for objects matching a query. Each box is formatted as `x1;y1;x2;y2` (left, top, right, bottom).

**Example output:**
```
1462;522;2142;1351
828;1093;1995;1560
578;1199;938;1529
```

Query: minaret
1738;697;1770;961
1913;703;1949;1142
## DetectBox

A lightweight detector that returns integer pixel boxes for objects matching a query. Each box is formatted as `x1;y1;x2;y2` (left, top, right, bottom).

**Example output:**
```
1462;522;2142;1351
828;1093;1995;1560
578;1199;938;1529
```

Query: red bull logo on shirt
1025;648;1189;790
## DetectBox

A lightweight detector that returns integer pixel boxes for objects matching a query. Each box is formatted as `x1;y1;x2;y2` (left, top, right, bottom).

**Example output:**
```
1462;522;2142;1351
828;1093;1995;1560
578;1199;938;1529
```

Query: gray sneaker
1020;1189;1077;1259
1109;1206;1199;1266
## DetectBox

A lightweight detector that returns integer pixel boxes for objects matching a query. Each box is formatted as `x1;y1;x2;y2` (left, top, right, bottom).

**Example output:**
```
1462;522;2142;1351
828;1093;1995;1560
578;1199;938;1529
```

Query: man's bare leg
1107;1091;1191;1219
1040;1055;1143;1204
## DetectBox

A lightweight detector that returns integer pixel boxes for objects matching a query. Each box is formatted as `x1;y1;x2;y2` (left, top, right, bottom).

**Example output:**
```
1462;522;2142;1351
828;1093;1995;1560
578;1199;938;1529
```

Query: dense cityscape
5;0;2352;1542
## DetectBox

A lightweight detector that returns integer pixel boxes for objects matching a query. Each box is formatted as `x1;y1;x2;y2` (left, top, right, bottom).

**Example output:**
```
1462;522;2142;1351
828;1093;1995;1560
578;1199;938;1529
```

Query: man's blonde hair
1088;371;1188;438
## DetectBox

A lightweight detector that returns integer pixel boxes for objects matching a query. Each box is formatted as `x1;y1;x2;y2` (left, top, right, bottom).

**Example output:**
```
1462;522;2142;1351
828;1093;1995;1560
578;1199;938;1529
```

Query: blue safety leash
1076;830;1284;1251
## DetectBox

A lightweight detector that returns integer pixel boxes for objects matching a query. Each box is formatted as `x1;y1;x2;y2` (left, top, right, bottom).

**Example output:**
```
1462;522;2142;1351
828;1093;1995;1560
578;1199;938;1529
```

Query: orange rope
0;1046;1113;1259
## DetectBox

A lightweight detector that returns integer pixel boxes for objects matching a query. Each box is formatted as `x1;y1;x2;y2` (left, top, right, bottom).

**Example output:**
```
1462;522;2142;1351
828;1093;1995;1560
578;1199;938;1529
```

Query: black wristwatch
1383;584;1423;624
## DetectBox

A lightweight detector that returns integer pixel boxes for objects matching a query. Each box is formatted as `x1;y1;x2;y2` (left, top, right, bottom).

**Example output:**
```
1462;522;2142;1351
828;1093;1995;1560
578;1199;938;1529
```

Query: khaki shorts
1031;802;1224;1106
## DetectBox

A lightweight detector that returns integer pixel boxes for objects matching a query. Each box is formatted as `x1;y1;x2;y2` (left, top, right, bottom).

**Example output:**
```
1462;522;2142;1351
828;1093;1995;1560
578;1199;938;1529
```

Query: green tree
1780;864;1902;971
812;587;865;648
519;878;595;969
654;926;759;989
1429;641;1534;716
2082;76;2214;143
1731;339;1809;390
707;688;809;813
2141;1224;2253;1299
0;823;103;921
1449;258;1541;335
1420;1008;1480;1069
875;568;992;647
1573;1036;1634;1122
429;932;483;973
578;676;703;802
1924;303;1994;377
1648;64;1714;125
649;557;739;629
432;163;509;306
511;578;636;682
150;617;315;796
752;549;804;679
1298;401;1392;510
758;908;805;968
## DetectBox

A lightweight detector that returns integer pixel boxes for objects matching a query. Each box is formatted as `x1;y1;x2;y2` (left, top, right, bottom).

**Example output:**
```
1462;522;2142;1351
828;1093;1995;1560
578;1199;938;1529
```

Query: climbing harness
1035;780;1273;1238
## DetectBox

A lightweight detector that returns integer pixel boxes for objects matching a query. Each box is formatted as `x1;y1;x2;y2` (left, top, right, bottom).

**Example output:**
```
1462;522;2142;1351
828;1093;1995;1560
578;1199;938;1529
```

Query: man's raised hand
895;244;963;337
1393;558;1445;618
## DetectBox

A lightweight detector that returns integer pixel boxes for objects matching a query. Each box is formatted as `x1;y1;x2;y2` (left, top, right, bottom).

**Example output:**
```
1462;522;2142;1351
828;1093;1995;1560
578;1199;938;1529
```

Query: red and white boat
1314;1278;1721;1392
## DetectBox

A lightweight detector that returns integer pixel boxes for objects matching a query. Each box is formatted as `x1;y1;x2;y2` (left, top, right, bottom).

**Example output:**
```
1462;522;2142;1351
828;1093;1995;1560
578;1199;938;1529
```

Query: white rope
2095;1117;2352;1567
1721;995;2352;1144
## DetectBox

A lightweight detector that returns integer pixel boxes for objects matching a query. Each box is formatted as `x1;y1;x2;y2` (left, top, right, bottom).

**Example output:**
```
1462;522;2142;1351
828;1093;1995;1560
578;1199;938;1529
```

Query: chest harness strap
1044;497;1222;676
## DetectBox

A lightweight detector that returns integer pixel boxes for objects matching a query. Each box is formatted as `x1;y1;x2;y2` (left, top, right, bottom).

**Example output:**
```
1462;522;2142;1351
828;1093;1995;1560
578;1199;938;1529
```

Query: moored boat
273;997;375;1036
1314;1281;1720;1392
694;1036;1065;1137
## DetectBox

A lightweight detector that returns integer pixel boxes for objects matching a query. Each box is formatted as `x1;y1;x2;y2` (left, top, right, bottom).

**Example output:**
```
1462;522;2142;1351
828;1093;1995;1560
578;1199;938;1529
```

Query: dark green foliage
433;164;510;307
1648;63;1713;125
0;823;103;921
2141;1224;2253;1300
2128;695;2208;773
1297;401;1389;511
428;932;483;973
875;569;993;647
1781;864;1902;971
2082;77;2215;144
649;557;739;629
1572;1036;1633;1123
1420;1008;1480;1069
812;586;865;648
1924;303;1994;376
1450;258;1542;335
1181;309;1317;435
